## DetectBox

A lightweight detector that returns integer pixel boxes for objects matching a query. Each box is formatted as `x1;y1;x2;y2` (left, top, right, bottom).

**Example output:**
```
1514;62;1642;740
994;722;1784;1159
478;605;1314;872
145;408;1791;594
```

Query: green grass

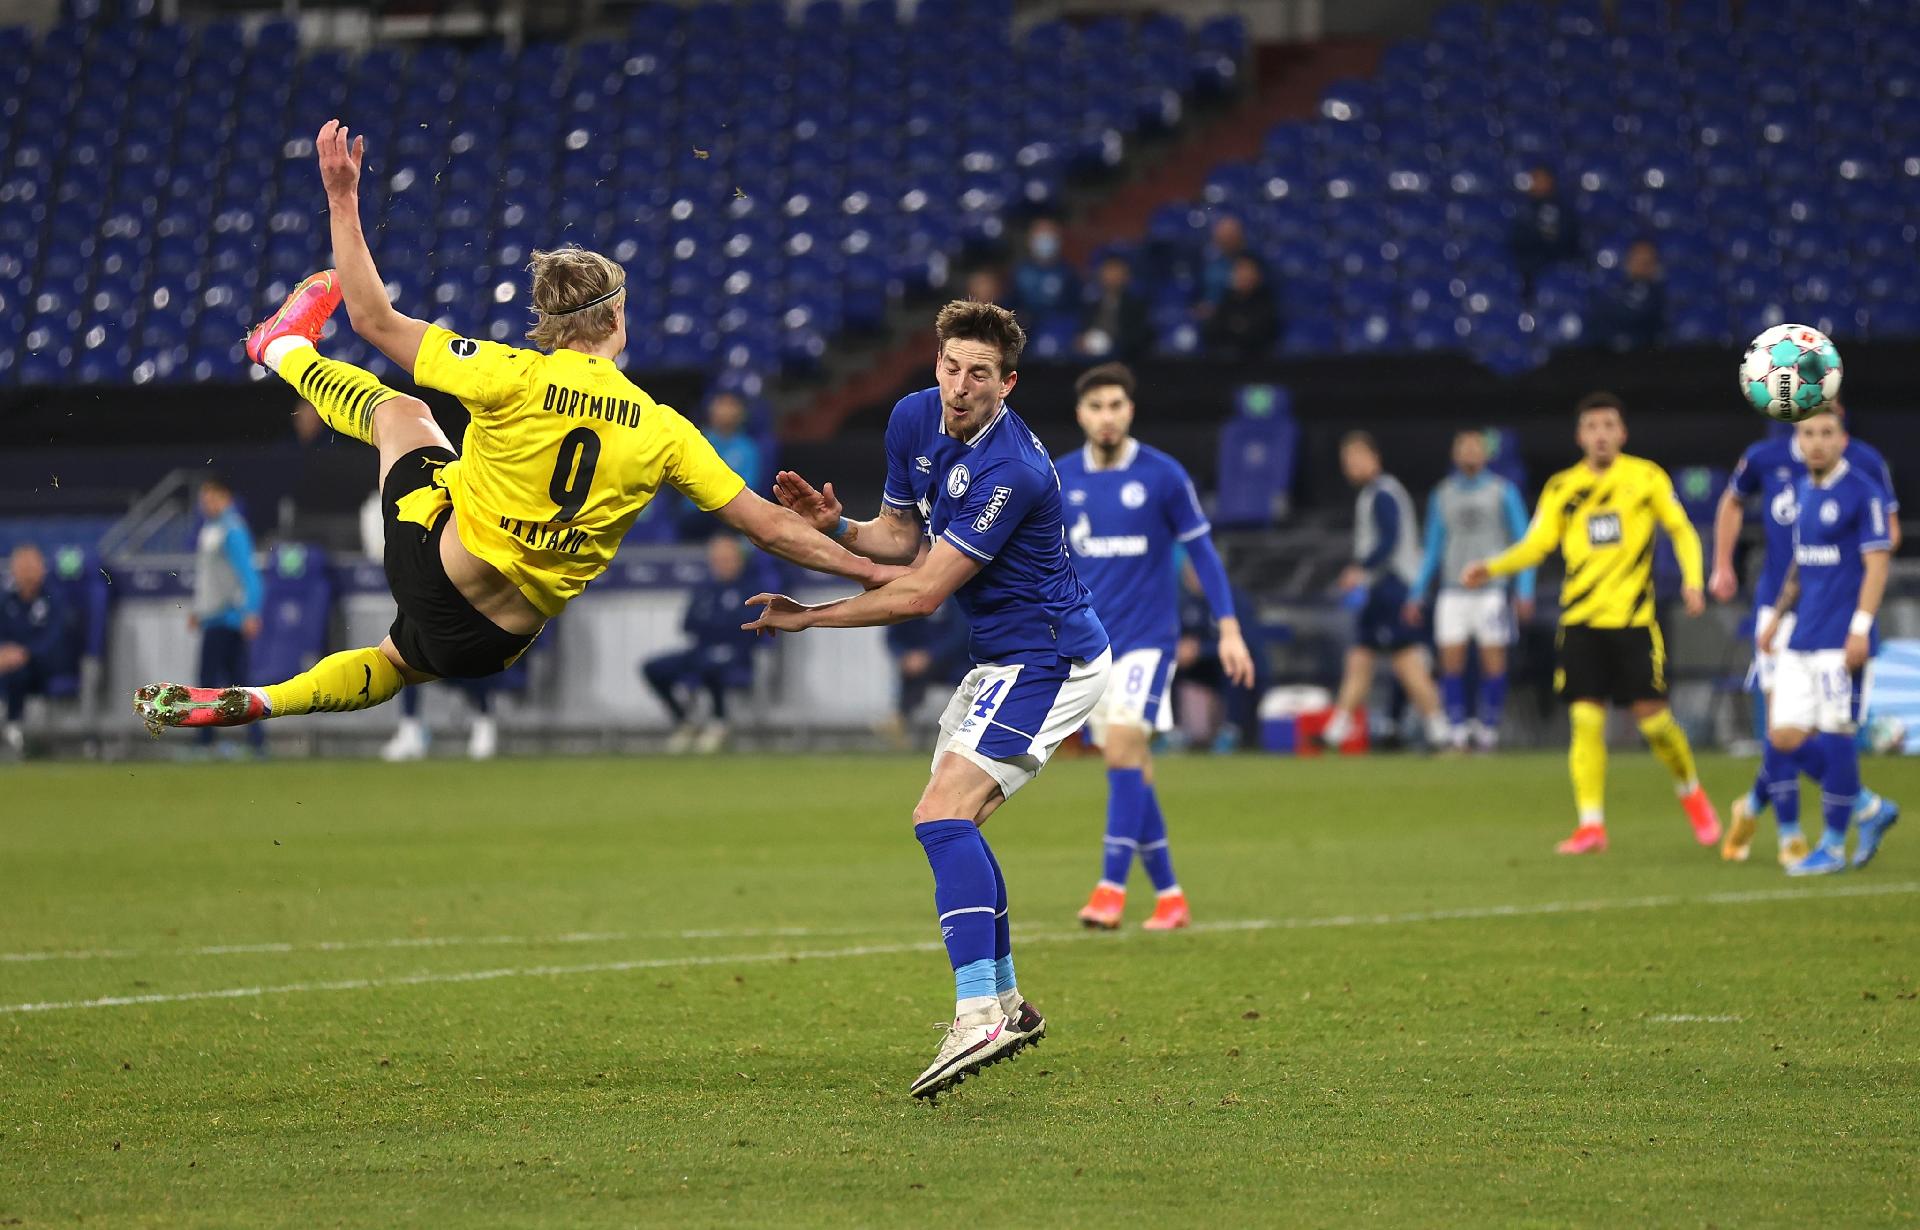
4;751;1917;1228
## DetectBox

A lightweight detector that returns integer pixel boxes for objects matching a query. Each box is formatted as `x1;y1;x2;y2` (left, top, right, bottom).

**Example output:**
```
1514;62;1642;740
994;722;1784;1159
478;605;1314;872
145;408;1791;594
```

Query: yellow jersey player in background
1462;392;1722;855
136;119;895;735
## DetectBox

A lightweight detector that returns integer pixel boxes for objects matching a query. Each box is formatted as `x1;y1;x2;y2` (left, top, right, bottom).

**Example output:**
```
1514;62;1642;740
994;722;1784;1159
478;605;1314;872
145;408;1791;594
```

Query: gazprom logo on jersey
1068;513;1149;558
1795;543;1842;566
1770;487;1798;526
947;464;971;498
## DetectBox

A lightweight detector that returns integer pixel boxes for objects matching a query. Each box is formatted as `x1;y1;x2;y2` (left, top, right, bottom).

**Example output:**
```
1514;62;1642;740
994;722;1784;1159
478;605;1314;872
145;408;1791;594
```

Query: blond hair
526;247;626;350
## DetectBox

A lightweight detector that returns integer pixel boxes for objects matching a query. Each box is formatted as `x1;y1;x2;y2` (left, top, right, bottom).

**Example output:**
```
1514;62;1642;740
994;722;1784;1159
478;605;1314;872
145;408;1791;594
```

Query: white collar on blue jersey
1808;458;1851;489
953;403;1007;448
1081;438;1139;472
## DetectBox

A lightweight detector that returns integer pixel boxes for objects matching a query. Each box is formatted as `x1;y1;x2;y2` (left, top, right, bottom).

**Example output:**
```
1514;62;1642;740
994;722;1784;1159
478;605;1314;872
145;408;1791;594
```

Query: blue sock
1476;672;1508;732
914;819;998;1009
1745;754;1772;817
1817;732;1859;849
981;840;1015;996
1102;767;1146;887
1763;744;1802;837
1441;673;1468;729
1138;784;1179;893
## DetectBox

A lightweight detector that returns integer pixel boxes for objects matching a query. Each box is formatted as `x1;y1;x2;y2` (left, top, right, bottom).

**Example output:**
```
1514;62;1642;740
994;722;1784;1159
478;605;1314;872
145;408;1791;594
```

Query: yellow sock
275;344;401;446
1569;701;1608;825
1638;708;1699;794
260;647;407;718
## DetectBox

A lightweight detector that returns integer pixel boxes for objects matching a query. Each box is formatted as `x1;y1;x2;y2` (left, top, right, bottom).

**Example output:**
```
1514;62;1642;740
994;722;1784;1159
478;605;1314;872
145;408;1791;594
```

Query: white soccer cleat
693;719;730;755
467;716;498;761
380;720;427;762
908;1006;1018;1100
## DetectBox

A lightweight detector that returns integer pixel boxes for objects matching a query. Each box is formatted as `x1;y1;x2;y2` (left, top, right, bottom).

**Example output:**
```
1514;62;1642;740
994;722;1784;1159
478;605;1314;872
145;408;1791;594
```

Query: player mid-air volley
135;120;895;734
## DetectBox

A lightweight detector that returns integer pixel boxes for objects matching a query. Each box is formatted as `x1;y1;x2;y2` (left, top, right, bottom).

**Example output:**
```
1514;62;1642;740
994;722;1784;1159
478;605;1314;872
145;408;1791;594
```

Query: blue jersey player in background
751;301;1111;1100
1711;402;1900;865
1056;363;1253;933
1755;410;1899;875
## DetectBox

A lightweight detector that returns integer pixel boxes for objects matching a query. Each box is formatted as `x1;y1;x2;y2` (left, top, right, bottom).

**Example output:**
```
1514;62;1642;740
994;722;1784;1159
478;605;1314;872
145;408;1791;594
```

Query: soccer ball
1740;324;1842;422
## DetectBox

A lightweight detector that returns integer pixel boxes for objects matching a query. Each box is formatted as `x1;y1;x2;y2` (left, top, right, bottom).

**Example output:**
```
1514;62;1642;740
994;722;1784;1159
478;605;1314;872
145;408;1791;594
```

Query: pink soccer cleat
1555;823;1609;855
134;683;268;737
245;270;342;366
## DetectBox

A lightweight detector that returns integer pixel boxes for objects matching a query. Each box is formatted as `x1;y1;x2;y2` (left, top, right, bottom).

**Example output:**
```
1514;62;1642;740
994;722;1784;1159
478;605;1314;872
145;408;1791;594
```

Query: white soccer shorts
1751;607;1796;693
1085;646;1176;746
1432;589;1513;649
1770;647;1869;735
932;648;1113;799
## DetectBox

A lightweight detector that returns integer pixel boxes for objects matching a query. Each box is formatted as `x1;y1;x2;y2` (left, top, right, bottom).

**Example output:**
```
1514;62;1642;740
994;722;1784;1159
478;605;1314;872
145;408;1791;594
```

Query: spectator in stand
1195;214;1267;312
190;475;266;756
1589;238;1667;352
963;267;1006;306
1201;254;1281;360
381;681;501;762
638;534;763;754
1173;554;1261;752
880;600;971;748
1009;217;1079;322
705;392;765;493
1077;253;1152;359
0;545;71;760
1509;165;1583;297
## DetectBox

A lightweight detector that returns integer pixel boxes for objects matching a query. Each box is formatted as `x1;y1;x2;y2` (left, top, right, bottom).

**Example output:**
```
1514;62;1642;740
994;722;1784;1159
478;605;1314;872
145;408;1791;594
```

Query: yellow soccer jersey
412;324;746;616
1486;453;1702;628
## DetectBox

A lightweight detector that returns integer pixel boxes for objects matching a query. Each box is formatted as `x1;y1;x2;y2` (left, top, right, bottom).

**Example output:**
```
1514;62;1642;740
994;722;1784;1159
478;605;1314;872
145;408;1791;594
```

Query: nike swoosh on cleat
984;1021;1004;1042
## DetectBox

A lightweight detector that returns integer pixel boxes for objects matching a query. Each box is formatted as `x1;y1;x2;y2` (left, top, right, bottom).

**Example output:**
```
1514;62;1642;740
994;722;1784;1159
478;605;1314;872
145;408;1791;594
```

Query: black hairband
545;281;626;316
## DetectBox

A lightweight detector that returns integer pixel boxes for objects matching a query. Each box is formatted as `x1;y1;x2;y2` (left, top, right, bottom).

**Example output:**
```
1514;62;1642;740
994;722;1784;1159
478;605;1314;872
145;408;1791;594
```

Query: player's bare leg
1323;647;1375;750
1390;646;1452;750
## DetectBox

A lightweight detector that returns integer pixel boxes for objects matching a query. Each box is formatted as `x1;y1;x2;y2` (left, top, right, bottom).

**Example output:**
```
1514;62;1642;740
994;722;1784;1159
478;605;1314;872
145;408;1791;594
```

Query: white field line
11;879;1915;968
4;880;1914;1017
0;924;902;965
1648;1014;1744;1023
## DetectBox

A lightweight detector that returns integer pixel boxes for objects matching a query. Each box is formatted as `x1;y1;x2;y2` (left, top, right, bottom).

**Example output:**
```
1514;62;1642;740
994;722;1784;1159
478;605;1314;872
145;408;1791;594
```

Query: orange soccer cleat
1141;891;1191;931
1077;884;1125;930
1681;785;1722;846
245;270;343;366
1555;823;1609;855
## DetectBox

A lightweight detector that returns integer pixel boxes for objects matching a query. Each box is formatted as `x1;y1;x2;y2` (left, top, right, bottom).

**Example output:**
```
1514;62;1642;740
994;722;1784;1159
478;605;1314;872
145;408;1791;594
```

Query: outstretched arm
710;488;907;590
771;470;926;564
1709;488;1745;603
743;540;981;632
316;119;430;372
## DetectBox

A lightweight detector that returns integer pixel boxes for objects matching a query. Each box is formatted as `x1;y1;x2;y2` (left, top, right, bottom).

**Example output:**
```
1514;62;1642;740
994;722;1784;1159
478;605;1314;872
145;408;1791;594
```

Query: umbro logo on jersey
947;464;971;498
448;337;478;358
915;455;933;472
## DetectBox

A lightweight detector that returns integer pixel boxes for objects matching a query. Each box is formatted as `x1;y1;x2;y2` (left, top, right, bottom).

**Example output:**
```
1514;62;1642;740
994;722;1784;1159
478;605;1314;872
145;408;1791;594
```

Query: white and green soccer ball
1740;323;1843;422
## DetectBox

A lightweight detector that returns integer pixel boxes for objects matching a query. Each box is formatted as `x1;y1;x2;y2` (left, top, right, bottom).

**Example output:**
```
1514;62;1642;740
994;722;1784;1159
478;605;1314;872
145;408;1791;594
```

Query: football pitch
5;751;1916;1228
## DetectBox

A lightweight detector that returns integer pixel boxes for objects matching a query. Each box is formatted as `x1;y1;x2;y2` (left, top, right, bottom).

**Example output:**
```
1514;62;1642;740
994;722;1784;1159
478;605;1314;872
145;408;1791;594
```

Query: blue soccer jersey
1788;461;1893;652
1728;434;1898;608
882;388;1108;665
1055;439;1210;654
